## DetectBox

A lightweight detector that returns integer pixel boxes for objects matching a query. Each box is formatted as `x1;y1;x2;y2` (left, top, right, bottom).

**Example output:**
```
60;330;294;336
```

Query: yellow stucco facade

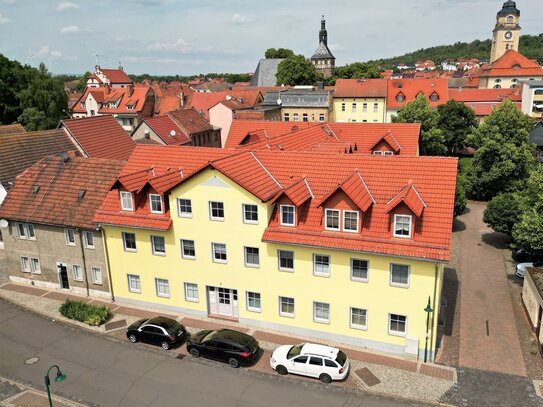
332;98;387;123
103;168;444;360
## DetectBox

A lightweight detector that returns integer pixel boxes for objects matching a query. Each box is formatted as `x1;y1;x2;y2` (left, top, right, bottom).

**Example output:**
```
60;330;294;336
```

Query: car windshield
165;321;182;335
202;330;219;342
287;344;304;359
335;350;347;366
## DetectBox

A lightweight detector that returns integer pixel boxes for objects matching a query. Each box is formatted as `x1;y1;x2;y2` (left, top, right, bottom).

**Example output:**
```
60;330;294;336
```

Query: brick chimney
127;84;134;97
104;82;111;95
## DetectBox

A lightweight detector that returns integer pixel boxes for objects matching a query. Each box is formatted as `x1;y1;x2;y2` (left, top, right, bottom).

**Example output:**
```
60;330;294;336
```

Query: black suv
187;329;260;367
126;316;186;350
512;246;543;263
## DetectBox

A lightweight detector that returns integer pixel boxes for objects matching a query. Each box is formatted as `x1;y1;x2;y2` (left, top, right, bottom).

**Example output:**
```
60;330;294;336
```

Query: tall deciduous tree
483;192;521;235
437;100;478;155
265;48;294;59
334;62;382;79
276;54;320;86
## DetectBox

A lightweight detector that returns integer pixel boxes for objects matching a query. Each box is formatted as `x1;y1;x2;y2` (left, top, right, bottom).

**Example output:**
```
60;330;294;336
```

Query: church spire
319;15;328;46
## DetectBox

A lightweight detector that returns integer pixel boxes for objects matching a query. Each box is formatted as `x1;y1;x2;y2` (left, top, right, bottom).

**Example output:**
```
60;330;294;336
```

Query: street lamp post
423;296;433;363
44;365;66;407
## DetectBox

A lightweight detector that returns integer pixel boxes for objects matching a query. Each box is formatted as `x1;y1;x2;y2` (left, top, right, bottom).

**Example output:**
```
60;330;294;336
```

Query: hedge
59;299;110;326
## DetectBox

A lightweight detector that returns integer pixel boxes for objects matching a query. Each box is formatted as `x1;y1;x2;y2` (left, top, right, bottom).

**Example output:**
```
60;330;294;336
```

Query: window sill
210;218;225;222
129;289;141;294
313;319;330;324
247;308;261;313
351;277;369;283
92;282;103;286
278;268;294;273
388;331;407;337
242;221;259;225
213;260;227;264
390;283;409;289
245;263;260;269
279;313;295;319
313;272;330;278
157;294;170;299
124;249;137;253
350;324;368;331
152;252;166;257
182;256;196;260
178;214;193;218
185;298;199;303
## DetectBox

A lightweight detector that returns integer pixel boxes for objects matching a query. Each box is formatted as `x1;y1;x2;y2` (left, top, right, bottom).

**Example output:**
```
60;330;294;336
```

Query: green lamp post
423;297;433;363
44;365;66;407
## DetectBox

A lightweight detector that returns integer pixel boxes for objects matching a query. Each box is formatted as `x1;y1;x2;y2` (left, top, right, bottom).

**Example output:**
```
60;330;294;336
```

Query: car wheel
161;341;170;350
128;334;137;343
189;347;200;358
275;365;288;375
228;357;240;368
319;373;332;384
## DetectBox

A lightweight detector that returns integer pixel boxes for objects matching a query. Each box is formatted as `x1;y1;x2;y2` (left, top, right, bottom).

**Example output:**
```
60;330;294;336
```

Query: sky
0;0;541;76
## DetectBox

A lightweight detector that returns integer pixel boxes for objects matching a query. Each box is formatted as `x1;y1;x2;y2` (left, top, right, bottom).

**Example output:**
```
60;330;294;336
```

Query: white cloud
50;50;62;57
36;45;62;58
232;13;253;25
60;25;81;33
0;12;10;24
37;45;50;55
147;38;192;53
57;2;79;10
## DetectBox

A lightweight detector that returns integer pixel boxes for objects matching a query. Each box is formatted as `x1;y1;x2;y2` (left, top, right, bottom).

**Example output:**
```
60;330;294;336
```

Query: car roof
215;329;254;345
301;343;340;358
146;316;177;327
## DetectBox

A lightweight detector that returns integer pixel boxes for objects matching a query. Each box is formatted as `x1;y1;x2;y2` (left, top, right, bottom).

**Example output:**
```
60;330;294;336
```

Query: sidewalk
0;281;456;406
0;376;86;407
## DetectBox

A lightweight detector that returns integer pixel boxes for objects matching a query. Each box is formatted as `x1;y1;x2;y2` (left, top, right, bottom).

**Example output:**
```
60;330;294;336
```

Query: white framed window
383;151;394;156
350;307;368;330
122;232;137;252
212;242;227;263
64;228;76;246
184;282;199;302
83;231;94;249
373;151;383;155
242;204;258;224
313;254;330;277
127;274;141;293
72;265;83;281
343;210;359;232
284;113;290;121
155;278;170;298
16;223;36;240
278;250;294;272
16;223;26;239
280;205;295;226
177;198;192;217
351;259;369;281
20;256;30;273
388;313;407;336
149;194;163;214
325;209;340;231
181;239;195;259
151;235;166;256
244;246;260;267
319;114;325;122
352;103;356;112
30;258;41;274
373;103;379;113
313;301;330;323
91;267;102;284
390;263;410;287
120;191;134;211
209;201;225;221
302;113;308;122
246;291;261;312
279;296;295;317
293;113;299;122
394;214;412;238
362;103;368;112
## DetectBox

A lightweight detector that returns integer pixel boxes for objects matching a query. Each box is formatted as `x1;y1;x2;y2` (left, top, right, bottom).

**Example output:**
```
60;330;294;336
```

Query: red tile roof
386;182;427;217
0;155;124;229
100;68;133;84
169;109;213;136
477;50;543;78
469;101;522;116
387;78;449;109
318;171;374;212
449;88;521;102
72;86;151;114
0;123;26;136
225;120;316;148
143;115;190;146
235;123;420;156
334;78;388;98
61;115;136;160
187;90;263;119
0;129;79;190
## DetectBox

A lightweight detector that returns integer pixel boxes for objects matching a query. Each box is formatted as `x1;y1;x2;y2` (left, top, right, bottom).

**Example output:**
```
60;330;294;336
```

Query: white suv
270;343;350;383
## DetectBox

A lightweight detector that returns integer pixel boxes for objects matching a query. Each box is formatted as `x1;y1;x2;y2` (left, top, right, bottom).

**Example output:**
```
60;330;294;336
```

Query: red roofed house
0;153;124;298
473;50;543;89
86;65;133;88
415;60;436;71
131;108;221;147
449;87;522;122
333;79;388;123
59;115;136;160
386;78;449;121
95;145;457;361
224;120;315;148
187;90;264;120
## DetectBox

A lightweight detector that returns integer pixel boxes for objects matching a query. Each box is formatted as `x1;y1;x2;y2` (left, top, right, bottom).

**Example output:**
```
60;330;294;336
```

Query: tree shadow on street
452;218;466;232
481;231;511;249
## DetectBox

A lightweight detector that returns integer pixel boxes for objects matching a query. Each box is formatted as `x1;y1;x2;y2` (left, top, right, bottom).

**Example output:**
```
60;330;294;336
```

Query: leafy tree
512;209;543;253
17;107;49;131
276;54;320;86
391;94;446;155
466;101;536;200
265;48;294;59
75;71;91;93
483;193;522;235
225;73;251;84
454;175;468;217
437;100;478;155
334;62;382;79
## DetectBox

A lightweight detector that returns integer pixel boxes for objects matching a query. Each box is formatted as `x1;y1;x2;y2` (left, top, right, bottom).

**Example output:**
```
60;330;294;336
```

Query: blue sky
0;0;541;75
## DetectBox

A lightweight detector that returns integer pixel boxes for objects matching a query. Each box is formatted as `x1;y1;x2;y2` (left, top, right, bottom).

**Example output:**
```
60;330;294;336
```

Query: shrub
59;299;110;326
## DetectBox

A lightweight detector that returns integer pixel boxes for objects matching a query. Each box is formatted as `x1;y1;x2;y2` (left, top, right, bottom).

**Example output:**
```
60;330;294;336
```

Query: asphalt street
0;299;424;407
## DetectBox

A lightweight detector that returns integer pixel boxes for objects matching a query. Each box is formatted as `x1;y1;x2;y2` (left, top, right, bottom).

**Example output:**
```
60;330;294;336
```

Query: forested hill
368;34;543;68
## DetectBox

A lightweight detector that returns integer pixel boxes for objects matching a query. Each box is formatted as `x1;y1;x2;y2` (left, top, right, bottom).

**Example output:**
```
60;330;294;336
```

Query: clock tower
490;1;521;63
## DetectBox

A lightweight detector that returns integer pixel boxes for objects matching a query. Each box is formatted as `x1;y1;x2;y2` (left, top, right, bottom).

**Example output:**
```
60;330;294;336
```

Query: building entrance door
207;286;238;319
57;262;69;289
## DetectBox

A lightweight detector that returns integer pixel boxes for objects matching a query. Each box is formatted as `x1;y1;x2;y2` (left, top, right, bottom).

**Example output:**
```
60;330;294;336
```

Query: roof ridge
249;152;282;189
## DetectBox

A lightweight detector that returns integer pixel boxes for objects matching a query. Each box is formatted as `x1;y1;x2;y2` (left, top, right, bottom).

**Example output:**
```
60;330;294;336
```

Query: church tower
310;16;335;78
490;1;521;63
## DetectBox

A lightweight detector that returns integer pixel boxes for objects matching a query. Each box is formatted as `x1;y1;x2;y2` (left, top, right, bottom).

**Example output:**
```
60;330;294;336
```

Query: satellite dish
169;130;176;137
277;98;282;105
0;219;8;228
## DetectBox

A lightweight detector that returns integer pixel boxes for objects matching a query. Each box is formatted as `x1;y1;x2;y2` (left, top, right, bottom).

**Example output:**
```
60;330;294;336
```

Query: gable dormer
386;181;427;238
396;92;405;102
429;91;440;103
271;177;314;227
370;131;402;155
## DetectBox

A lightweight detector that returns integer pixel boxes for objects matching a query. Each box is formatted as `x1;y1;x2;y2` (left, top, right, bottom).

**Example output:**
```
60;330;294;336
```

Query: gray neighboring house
250;59;284;87
0;153;124;298
262;85;334;122
530;121;543;162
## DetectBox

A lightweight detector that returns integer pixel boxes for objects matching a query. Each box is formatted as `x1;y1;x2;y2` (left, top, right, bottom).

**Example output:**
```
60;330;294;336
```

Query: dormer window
343;210;359;233
120;191;134;211
394;214;412;238
396;93;404;102
280;205;295;226
430;93;439;102
383;151;394;156
126;104;135;110
81;102;86;108
512;64;520;69
109;102;117;109
149;194;163;214
373;151;383;155
325;209;340;231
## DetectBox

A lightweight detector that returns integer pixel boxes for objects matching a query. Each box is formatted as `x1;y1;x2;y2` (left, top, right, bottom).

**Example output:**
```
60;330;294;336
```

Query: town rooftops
0;123;26;136
72;86;151;115
334;78;388;98
387;78;449;109
0;154;124;229
0;129;79;191
225;120;315;148
188;90;263;119
262;87;331;108
476;50;543;78
449;88;521;102
60;115;136;160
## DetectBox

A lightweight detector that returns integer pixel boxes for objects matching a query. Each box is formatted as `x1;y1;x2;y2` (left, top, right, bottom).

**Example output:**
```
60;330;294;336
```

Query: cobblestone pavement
0;376;86;407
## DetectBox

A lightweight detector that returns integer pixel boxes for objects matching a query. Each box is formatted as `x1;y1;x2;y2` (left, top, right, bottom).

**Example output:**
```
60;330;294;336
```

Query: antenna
94;53;99;65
